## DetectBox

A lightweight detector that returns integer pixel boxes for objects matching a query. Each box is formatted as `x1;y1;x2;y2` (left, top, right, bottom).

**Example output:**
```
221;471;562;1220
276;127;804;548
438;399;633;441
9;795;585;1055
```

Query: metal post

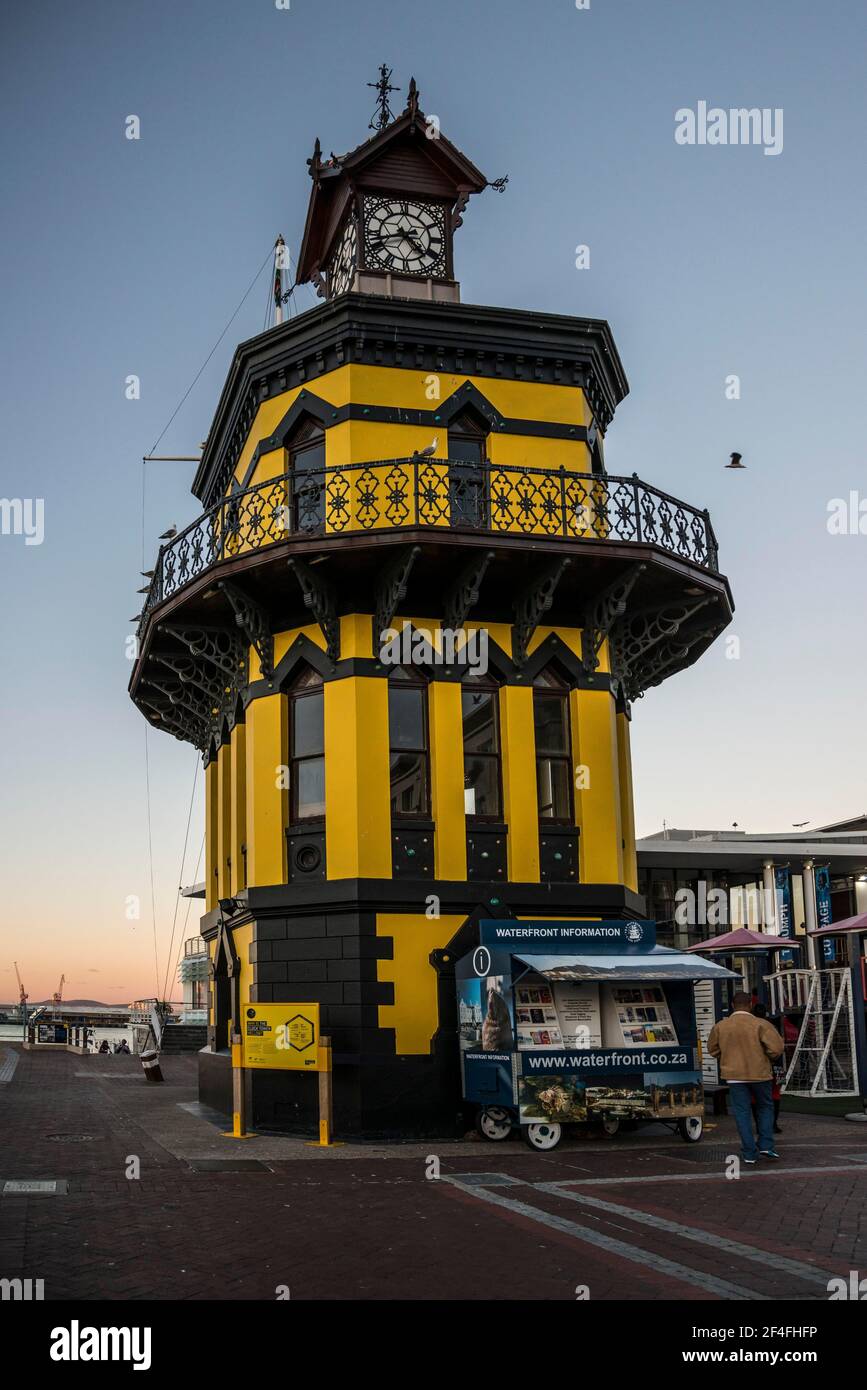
802;861;818;969
227;1031;253;1139
318;1035;333;1145
847;936;867;1106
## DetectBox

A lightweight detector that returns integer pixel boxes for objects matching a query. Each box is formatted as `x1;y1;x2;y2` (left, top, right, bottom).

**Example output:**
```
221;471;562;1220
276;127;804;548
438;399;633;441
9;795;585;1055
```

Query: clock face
363;196;448;277
328;215;358;297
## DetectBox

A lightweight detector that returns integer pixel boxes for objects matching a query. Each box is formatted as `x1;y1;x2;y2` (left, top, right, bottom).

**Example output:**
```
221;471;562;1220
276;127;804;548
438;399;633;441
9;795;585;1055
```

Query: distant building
637;817;867;962
177;936;209;1024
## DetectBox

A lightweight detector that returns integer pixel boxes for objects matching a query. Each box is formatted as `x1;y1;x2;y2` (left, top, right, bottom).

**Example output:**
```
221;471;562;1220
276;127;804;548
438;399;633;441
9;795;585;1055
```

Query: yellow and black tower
130;81;733;1137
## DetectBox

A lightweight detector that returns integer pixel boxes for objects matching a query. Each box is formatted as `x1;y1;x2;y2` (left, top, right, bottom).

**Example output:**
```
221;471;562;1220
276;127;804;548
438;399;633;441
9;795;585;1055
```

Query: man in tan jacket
708;992;785;1163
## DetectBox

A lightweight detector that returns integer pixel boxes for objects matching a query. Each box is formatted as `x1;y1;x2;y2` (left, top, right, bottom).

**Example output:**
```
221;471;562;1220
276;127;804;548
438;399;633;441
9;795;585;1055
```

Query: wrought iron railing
141;459;719;617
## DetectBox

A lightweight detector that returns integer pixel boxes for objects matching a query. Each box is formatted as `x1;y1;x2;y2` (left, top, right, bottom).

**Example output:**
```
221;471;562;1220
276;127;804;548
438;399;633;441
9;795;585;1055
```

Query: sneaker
759;1149;781;1160
742;1156;757;1164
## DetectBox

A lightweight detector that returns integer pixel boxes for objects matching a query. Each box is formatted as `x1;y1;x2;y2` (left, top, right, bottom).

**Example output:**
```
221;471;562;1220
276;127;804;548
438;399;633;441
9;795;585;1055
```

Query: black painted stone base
198;1047;233;1117
199;876;645;1140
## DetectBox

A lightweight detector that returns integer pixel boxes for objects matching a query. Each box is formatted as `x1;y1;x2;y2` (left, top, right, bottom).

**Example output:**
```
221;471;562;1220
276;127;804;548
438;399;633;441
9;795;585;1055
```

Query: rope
143;727;161;999
147;244;275;458
168;832;206;1009
160;755;200;1004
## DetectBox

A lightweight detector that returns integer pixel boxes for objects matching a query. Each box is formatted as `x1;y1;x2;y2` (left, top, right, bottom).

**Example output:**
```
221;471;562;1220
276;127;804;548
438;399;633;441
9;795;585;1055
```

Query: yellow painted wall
230;722;247;894
244;694;287;886
216;740;232;900
324;677;391;878
428;681;467;879
205;761;219;912
228;364;594;497
203;615;632;898
571;687;624;884
616;711;638;892
499;685;540;882
376;912;465;1054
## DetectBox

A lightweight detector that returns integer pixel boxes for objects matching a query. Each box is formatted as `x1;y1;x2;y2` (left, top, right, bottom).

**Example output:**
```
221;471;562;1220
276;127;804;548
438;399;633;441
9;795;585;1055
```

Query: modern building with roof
637;816;867;963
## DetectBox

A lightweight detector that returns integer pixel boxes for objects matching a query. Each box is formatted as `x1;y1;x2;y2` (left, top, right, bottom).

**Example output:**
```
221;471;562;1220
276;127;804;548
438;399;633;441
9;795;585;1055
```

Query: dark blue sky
2;0;865;998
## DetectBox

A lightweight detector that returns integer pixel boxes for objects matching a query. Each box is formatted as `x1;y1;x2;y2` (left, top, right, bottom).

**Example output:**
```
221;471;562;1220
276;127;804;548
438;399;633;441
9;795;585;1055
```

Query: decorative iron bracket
160;624;248;682
444;549;495;633
625;613;728;703
608;595;715;690
512;557;571;668
374;545;421;641
150;653;228;710
287;558;340;665
580;563;645;680
140;692;209;753
218;580;275;683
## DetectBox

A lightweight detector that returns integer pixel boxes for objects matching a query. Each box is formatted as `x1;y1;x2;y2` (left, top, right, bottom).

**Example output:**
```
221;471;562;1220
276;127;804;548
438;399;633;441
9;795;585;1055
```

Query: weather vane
367;64;400;132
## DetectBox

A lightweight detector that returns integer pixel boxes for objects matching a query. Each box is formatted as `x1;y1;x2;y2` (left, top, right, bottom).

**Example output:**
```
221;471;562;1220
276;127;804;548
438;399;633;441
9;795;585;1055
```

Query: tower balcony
138;457;723;620
130;455;732;752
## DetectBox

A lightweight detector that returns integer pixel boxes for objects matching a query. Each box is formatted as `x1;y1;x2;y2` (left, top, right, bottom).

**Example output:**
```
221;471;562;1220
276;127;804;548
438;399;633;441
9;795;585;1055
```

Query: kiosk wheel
601;1114;621;1138
523;1122;562;1151
678;1115;703;1143
476;1106;513;1142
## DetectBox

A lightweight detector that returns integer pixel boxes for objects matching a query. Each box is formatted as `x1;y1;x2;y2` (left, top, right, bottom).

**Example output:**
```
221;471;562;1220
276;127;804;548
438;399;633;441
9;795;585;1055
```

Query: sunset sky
1;0;865;1003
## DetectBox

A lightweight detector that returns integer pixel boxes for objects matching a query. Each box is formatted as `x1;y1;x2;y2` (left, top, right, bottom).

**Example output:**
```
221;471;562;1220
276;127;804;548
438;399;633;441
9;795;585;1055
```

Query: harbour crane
13;961;27;1006
53;974;66;1015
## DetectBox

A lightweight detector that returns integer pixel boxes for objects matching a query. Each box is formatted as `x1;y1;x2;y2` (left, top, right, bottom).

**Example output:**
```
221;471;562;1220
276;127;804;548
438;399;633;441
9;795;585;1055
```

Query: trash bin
140;1048;164;1084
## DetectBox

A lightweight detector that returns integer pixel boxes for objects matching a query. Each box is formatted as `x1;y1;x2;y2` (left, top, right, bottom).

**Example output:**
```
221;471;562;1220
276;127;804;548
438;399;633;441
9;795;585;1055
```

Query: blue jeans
728;1081;774;1159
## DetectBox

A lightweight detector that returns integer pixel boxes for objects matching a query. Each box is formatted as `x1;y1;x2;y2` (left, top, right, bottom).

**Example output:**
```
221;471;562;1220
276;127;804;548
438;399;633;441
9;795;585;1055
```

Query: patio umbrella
685;928;802;953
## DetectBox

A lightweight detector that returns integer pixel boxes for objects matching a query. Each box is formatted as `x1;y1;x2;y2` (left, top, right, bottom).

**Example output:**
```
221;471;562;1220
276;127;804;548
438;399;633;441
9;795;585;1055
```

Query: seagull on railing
140;569;154;578
136;585;150;593
129;614;142;623
159;524;178;539
725;452;745;469
411;437;439;460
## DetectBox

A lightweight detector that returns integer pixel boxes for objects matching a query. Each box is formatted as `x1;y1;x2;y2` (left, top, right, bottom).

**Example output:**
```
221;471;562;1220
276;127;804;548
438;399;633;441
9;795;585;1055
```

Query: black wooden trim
236;384;589;491
193;295;628;503
243;629;612;708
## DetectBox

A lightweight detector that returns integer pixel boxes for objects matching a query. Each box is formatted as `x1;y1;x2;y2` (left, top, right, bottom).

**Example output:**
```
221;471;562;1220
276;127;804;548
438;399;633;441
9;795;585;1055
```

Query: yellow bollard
222;1032;256;1139
306;1035;343;1147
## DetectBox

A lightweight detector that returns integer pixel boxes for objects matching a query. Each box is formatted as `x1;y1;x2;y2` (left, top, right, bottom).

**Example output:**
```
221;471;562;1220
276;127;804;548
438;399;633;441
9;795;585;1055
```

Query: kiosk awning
512;949;738;983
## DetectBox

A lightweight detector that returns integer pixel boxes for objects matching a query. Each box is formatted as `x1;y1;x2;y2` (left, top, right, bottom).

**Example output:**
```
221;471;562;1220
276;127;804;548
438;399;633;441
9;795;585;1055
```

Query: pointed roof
296;79;489;284
685;928;803;953
809;911;867;936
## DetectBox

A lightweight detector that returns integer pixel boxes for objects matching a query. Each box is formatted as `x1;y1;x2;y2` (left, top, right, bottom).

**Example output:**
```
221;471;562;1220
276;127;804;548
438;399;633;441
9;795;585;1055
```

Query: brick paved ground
1;1045;865;1301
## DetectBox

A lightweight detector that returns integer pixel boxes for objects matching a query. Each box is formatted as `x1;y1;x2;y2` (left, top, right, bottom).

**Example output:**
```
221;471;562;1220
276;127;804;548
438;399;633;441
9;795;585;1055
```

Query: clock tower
296;78;490;303
130;75;733;1141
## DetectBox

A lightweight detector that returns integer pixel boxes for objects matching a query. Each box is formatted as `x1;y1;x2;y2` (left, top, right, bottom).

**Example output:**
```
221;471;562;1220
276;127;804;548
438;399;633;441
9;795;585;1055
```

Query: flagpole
274;235;285;326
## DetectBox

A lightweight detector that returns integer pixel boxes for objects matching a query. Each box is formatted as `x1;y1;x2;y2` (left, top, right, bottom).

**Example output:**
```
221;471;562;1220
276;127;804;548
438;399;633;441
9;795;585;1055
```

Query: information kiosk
456;919;737;1149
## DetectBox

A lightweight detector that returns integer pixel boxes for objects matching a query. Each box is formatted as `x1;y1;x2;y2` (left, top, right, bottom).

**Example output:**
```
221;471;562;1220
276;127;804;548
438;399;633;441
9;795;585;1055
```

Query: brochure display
456;919;737;1150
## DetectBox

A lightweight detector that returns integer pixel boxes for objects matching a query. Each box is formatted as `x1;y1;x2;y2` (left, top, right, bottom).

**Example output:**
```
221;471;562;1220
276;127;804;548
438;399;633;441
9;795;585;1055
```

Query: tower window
447;411;488;527
533;669;573;822
462;676;502;819
288;668;325;820
388;666;430;817
288;418;325;531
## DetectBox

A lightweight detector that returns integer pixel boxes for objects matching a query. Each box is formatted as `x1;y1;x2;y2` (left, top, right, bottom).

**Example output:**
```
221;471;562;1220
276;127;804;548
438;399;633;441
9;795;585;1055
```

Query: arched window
288;418;325;531
533;668;573;822
448;411;488;527
461;673;502;819
288;667;325;820
388;666;430;817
